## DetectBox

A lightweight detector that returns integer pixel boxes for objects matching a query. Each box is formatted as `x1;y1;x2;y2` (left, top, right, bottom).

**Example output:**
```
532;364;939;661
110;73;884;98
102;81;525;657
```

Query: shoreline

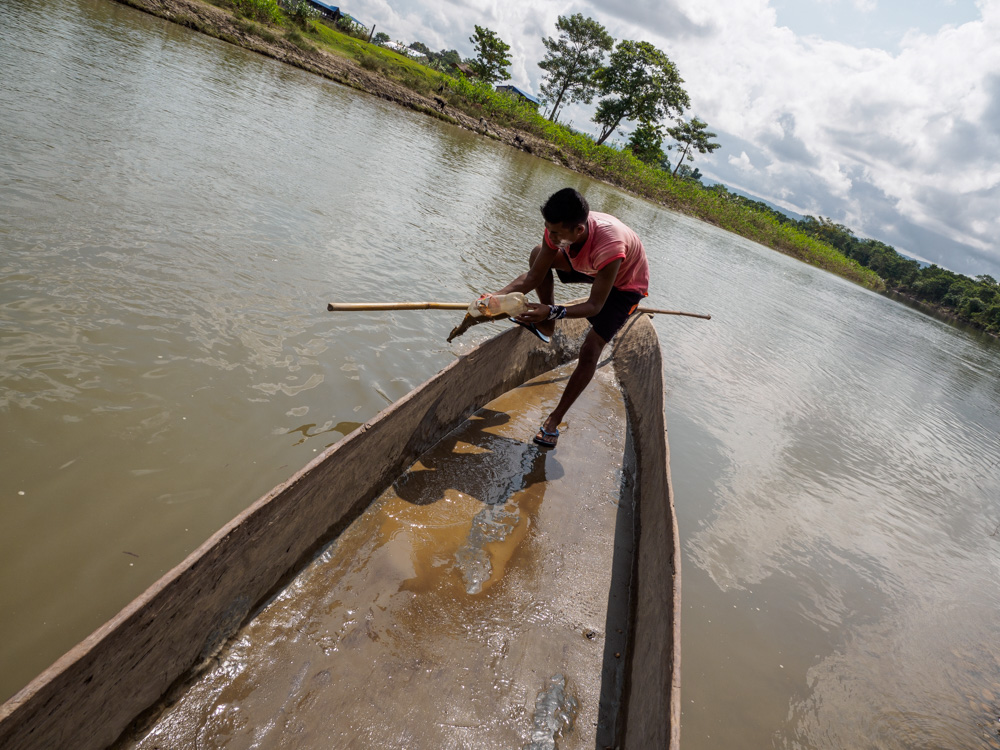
886;290;1000;342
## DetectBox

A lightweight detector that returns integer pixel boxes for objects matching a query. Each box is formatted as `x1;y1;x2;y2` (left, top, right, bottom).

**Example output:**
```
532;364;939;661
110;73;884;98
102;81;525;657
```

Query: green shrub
285;28;313;50
980;304;1000;332
278;0;317;28
396;70;434;96
232;0;281;24
357;51;390;74
961;296;986;316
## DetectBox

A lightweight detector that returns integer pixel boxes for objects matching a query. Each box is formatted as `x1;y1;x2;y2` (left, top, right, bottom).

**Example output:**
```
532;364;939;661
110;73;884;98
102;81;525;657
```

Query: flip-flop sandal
513;320;551;343
533;426;559;447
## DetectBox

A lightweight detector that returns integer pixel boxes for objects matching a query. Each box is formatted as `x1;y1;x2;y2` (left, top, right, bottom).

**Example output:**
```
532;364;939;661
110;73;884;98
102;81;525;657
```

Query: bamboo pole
636;307;711;320
326;302;711;320
327;302;467;311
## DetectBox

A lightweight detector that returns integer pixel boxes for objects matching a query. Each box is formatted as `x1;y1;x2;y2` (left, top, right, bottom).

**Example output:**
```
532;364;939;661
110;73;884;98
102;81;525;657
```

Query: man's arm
517;259;622;323
496;243;559;295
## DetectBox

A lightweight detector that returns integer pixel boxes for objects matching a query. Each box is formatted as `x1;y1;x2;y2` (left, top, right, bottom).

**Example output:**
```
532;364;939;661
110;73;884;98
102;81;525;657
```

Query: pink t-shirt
544;211;649;295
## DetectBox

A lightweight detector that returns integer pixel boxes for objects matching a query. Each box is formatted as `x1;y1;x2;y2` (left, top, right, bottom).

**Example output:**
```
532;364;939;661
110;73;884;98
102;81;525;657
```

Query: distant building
495;85;540;109
450;61;476;78
305;0;340;21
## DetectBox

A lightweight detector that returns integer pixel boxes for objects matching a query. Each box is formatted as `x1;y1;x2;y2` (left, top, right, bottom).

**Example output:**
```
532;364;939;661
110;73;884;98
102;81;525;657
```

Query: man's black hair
541;188;589;227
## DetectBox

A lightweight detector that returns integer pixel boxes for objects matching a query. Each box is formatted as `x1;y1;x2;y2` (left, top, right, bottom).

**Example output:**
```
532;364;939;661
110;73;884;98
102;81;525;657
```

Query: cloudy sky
348;0;1000;279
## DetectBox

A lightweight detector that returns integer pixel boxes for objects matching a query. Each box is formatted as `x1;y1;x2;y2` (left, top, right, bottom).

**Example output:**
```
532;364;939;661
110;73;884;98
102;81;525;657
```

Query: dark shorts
555;266;645;343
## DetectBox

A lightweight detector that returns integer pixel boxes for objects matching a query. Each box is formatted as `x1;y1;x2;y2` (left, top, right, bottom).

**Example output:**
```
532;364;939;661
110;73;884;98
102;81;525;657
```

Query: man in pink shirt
493;187;649;448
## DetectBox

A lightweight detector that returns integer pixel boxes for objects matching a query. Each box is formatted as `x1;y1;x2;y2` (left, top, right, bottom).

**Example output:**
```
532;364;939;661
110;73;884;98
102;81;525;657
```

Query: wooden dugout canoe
0;313;681;750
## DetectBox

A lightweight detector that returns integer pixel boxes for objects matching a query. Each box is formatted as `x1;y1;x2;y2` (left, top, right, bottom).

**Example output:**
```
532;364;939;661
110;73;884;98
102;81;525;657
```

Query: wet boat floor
129;362;629;750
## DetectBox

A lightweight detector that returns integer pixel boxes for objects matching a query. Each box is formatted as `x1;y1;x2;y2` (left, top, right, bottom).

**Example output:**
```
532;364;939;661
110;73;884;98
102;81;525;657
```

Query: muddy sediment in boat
125;362;630;749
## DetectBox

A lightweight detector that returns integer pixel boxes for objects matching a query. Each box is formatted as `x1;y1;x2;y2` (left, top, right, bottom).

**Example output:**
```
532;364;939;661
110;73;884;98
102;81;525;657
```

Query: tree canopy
437;49;461;66
591;40;690;146
468;25;512;85
666;117;720;177
406;46;462;71
372;31;390;45
626;121;668;168
674;164;703;182
537;14;614;123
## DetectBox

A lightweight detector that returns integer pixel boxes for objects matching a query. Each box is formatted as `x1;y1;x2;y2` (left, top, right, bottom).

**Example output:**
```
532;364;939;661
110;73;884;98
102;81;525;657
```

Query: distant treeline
705;185;1000;334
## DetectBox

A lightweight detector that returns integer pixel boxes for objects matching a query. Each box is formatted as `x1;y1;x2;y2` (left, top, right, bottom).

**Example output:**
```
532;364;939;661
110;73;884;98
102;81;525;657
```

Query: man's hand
515;302;552;324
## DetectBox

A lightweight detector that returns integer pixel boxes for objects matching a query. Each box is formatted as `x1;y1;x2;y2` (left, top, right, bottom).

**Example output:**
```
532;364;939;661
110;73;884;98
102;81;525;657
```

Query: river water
2;0;999;747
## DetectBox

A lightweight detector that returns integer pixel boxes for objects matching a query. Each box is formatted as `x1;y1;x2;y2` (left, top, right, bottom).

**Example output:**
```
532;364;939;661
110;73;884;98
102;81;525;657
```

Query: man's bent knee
530;243;573;272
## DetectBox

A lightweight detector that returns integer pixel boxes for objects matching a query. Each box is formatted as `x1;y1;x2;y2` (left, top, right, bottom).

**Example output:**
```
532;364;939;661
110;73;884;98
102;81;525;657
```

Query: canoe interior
127;359;623;748
0;314;679;750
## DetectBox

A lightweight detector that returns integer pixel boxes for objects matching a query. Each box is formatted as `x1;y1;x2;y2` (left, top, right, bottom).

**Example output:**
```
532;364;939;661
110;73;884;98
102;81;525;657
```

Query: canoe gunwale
0;314;680;750
613;314;681;750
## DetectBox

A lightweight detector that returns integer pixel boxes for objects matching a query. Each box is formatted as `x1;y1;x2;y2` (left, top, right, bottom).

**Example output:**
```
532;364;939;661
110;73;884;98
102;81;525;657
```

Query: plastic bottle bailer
468;293;529;318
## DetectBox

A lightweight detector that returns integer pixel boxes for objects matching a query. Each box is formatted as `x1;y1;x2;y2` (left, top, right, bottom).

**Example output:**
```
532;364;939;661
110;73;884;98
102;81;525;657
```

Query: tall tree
538;14;614;122
666;117;720;177
408;41;431;57
468;25;512;85
591;40;689;146
626;121;668;168
426;48;461;73
674;164;703;182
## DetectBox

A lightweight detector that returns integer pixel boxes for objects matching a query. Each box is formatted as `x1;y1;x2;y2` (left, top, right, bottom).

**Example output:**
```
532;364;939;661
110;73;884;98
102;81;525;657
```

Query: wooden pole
327;301;711;319
328;302;468;311
636;307;711;320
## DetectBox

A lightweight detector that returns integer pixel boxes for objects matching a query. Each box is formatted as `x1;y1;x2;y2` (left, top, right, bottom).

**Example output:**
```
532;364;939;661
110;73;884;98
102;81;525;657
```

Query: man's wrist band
547;304;568;321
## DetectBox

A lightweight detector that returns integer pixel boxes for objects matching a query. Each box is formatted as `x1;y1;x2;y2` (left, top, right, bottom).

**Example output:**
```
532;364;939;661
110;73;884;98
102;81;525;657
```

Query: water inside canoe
128;360;630;749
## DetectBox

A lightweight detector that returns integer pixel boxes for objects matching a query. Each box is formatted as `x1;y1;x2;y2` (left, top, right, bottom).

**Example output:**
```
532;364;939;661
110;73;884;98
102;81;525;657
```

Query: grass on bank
183;0;886;291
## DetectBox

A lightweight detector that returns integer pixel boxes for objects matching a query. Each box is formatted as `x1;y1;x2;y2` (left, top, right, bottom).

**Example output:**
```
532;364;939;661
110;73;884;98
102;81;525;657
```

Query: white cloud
668;0;1000;273
729;151;754;171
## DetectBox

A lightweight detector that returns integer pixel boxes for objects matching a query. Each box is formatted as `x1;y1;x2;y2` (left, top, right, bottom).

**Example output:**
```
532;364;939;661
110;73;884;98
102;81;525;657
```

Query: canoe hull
0;314;679;749
614;315;681;750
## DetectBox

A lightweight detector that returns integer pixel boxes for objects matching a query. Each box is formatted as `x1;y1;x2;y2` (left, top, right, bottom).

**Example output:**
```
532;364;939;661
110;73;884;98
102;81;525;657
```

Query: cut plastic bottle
468;293;529;318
